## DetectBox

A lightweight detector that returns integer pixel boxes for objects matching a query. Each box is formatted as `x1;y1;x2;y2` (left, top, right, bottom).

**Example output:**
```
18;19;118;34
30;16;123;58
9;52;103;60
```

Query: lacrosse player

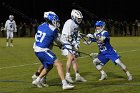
60;9;87;83
85;21;132;81
32;11;74;90
5;15;17;47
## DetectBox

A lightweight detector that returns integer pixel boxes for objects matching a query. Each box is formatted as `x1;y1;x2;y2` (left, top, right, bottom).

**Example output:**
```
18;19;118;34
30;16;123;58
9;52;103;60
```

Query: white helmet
71;9;83;24
44;11;60;28
9;15;14;20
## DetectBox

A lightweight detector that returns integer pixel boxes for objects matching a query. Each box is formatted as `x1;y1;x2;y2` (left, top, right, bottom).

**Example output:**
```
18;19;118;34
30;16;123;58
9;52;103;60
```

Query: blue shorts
98;50;120;65
35;50;57;68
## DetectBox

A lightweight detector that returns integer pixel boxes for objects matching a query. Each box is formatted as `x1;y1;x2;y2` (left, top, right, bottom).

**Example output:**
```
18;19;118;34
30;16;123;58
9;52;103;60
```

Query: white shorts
61;44;76;56
7;30;13;39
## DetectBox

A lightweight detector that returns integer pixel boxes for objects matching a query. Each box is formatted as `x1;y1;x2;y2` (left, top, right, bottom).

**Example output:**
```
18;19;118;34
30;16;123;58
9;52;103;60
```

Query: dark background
0;0;140;24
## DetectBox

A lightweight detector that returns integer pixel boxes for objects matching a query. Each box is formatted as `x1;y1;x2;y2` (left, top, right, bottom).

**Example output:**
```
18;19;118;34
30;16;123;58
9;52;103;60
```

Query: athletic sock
126;71;131;76
100;70;106;75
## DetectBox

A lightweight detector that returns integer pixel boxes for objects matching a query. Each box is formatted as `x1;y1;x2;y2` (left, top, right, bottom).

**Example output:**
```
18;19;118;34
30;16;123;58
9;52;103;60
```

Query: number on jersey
35;30;46;43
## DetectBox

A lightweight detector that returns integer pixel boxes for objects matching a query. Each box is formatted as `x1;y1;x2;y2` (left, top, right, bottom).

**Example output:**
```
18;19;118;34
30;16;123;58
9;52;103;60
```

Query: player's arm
82;33;96;45
54;33;64;49
73;31;80;50
4;20;8;30
96;31;108;43
95;36;106;43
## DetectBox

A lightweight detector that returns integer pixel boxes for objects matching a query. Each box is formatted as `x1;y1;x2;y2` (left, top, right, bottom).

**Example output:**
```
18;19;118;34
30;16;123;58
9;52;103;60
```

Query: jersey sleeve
61;21;73;44
88;33;96;42
5;20;8;30
102;31;109;37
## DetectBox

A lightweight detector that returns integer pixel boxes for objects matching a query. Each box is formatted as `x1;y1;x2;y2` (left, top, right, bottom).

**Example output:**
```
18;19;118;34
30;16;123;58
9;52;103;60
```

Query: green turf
0;37;140;93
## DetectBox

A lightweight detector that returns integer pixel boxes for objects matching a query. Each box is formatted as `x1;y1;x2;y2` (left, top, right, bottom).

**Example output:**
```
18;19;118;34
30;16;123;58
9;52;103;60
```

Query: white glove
4;28;6;31
74;44;80;50
14;28;17;32
83;40;91;45
90;53;98;58
14;29;17;32
86;34;94;38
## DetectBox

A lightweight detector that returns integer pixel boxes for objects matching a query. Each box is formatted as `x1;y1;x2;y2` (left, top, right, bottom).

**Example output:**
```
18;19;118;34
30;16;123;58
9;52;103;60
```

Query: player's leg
109;50;133;81
93;54;108;80
72;57;87;82
115;58;132;80
6;31;10;47
32;65;44;80
65;54;74;83
93;58;107;80
38;64;53;87
32;64;49;87
32;51;53;88
61;46;74;83
10;32;13;47
54;59;74;90
32;67;51;88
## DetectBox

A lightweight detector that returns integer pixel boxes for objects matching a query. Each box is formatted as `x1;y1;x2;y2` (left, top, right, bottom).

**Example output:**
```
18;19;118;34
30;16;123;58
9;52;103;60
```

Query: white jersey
5;20;17;31
60;19;80;56
60;19;79;44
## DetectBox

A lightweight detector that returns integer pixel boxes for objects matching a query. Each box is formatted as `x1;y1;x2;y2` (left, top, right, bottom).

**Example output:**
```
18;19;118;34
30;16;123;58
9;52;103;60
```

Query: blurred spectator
0;23;5;37
106;19;113;36
123;20;128;36
20;22;26;37
32;19;39;36
128;21;133;36
134;19;138;36
80;20;86;34
85;20;91;34
119;21;124;36
113;21;119;36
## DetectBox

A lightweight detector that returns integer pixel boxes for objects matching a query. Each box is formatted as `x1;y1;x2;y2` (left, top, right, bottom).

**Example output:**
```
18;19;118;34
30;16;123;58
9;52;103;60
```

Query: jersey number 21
35;30;46;43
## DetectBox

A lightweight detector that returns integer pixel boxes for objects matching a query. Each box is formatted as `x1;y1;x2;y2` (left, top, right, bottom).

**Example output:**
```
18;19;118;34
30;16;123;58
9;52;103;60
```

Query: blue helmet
44;11;60;28
95;21;105;33
95;21;105;27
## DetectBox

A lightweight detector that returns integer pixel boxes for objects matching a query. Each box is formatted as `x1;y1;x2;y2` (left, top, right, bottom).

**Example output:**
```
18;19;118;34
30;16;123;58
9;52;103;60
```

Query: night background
0;0;140;24
0;1;140;93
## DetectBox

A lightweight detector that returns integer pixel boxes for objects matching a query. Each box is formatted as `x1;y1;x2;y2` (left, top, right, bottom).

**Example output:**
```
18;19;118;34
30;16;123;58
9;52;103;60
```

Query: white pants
6;30;13;39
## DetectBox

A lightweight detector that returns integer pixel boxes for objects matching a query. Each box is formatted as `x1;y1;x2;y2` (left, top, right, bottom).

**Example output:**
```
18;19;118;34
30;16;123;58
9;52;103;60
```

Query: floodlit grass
0;37;140;93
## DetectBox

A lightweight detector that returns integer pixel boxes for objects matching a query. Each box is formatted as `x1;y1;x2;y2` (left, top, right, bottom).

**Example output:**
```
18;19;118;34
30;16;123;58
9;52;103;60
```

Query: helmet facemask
44;11;60;29
95;21;105;34
95;26;105;33
71;9;83;24
52;19;60;29
9;15;14;21
75;18;82;24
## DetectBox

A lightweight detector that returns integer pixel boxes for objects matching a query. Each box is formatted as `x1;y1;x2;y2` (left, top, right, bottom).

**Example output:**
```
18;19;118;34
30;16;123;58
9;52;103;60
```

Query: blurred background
0;0;140;37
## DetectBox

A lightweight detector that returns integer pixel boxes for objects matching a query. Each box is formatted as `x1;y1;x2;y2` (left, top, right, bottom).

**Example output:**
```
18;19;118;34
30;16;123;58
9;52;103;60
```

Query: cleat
32;74;38;81
65;76;74;83
32;80;42;88
40;77;49;87
10;44;13;47
75;75;87;82
6;43;8;47
127;75;133;81
99;73;107;81
62;83;74;90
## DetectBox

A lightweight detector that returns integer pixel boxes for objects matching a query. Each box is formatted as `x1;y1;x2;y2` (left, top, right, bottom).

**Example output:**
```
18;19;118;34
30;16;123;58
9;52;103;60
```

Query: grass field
0;37;140;93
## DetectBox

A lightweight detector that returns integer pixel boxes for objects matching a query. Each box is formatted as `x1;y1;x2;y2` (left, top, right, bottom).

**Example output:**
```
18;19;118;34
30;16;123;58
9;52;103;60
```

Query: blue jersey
33;23;58;68
34;23;58;49
91;30;114;54
90;30;120;64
